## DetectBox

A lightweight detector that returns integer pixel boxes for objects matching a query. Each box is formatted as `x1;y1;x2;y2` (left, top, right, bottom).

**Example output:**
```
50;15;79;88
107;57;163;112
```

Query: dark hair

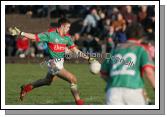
126;23;145;39
57;18;71;27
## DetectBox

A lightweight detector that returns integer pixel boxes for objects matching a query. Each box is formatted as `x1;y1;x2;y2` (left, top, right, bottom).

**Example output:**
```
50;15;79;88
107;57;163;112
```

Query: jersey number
110;53;136;76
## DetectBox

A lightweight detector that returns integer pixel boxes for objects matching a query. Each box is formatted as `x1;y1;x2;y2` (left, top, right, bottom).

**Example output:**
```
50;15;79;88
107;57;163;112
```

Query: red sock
76;99;84;105
24;84;33;93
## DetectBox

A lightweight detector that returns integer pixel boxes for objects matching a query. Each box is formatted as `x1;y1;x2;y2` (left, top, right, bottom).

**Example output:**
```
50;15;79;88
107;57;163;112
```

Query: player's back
107;41;151;89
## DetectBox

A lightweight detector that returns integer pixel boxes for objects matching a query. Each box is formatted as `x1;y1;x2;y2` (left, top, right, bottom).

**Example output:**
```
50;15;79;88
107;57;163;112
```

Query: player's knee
70;83;77;91
44;73;54;86
45;78;53;86
70;75;77;84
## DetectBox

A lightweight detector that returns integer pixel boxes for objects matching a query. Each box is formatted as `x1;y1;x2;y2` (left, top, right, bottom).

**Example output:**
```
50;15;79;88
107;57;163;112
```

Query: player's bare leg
57;68;84;105
20;72;54;101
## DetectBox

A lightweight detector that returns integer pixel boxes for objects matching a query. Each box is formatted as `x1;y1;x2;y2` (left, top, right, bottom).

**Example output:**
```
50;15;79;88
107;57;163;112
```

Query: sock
23;84;33;92
31;78;52;88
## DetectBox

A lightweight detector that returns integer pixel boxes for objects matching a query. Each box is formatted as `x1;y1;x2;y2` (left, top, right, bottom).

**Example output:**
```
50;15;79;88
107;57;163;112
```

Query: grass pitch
5;63;154;105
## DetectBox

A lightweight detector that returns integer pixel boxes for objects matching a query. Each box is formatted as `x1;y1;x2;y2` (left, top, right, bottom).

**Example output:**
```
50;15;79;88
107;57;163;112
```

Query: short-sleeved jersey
35;30;75;59
101;41;155;90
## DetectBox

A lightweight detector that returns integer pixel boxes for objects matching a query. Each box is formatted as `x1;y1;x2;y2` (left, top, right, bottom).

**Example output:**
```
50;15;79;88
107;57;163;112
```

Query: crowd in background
5;5;155;59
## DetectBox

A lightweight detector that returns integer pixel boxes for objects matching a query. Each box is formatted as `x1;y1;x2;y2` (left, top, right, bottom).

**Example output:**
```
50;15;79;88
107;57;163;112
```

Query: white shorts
47;58;64;75
106;87;146;105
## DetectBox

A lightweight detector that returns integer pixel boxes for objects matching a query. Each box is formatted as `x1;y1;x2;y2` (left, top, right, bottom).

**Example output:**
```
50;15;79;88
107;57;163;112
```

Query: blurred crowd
5;5;155;59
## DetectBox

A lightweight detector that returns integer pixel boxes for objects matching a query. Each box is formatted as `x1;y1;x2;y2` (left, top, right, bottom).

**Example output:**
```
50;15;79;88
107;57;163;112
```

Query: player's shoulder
64;33;72;41
133;43;149;52
64;33;72;39
124;41;146;51
117;42;147;54
64;33;71;37
125;39;146;50
48;28;57;32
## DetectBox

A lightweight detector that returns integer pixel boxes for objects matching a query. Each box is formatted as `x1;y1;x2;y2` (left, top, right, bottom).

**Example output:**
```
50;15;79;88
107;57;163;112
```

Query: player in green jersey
100;23;155;105
11;18;96;105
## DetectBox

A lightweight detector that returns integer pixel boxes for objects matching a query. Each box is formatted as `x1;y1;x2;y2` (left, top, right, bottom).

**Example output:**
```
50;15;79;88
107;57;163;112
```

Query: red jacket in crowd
17;37;29;50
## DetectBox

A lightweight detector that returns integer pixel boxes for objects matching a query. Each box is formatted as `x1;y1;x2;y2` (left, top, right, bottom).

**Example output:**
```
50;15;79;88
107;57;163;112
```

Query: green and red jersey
101;39;155;90
35;28;75;59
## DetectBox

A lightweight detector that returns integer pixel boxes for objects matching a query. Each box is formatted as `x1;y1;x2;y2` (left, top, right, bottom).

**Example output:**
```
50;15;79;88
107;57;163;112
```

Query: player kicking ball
10;18;97;105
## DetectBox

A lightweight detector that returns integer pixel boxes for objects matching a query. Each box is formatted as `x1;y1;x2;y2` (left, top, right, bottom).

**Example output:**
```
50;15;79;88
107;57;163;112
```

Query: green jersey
35;30;75;59
101;41;154;90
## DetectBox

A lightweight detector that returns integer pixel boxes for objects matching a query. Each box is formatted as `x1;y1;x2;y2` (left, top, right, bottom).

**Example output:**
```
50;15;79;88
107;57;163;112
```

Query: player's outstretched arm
70;47;89;60
9;27;36;41
70;47;97;63
20;32;36;40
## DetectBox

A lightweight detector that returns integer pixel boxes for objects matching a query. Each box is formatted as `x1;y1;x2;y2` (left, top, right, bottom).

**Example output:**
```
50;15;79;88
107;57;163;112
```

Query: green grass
5;63;154;105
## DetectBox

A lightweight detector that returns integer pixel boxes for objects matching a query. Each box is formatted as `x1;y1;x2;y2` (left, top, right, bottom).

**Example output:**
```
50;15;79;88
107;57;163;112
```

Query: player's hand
88;57;97;64
9;27;21;36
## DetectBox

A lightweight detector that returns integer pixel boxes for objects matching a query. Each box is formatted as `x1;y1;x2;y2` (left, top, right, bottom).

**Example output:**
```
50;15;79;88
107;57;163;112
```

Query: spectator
36;5;48;17
16;37;35;58
5;34;16;57
112;13;127;43
71;5;90;18
96;10;107;38
82;34;102;53
79;7;100;36
72;33;83;50
110;7;119;21
123;5;137;25
112;13;126;32
138;5;148;23
5;27;17;56
106;25;116;53
36;41;48;58
104;18;112;32
90;36;102;52
138;5;154;33
82;34;94;53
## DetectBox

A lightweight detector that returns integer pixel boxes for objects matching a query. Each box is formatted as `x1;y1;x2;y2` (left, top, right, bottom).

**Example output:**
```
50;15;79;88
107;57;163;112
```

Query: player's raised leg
20;72;54;101
57;68;84;105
